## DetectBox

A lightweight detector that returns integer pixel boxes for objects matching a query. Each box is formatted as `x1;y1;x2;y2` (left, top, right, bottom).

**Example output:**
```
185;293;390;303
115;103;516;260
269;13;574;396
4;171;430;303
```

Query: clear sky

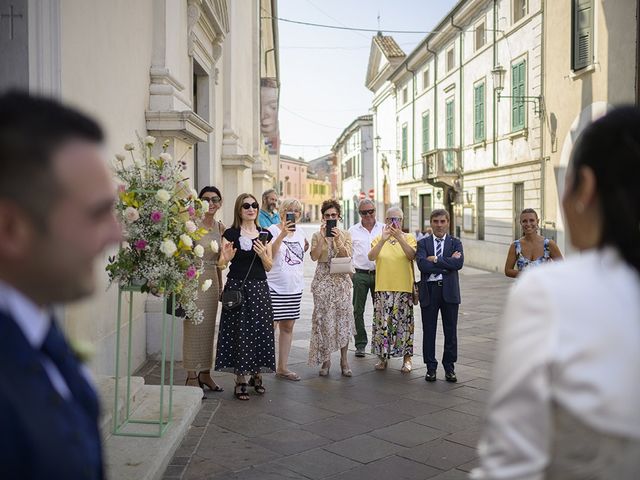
277;0;458;161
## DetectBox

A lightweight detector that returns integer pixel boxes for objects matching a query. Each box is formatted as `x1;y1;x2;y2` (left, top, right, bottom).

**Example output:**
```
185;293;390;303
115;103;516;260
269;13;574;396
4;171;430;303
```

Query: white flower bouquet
106;135;208;324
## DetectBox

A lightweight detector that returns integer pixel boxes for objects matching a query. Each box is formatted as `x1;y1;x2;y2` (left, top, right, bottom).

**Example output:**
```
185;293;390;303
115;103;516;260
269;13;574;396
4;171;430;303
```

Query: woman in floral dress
367;207;417;373
183;186;225;394
308;199;354;377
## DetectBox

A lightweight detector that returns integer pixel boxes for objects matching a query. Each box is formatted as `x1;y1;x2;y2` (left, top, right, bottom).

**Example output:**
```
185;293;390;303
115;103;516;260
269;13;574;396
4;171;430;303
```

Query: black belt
427;280;444;287
355;268;376;275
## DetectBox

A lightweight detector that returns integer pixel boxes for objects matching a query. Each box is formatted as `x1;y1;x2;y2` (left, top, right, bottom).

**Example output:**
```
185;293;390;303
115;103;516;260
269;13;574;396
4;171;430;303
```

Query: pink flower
188;206;196;217
133;239;148;251
150;211;163;223
185;265;197;279
117;184;126;194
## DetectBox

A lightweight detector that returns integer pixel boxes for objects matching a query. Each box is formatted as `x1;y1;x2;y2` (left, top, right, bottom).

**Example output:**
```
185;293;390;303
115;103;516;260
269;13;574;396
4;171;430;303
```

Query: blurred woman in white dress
472;107;640;480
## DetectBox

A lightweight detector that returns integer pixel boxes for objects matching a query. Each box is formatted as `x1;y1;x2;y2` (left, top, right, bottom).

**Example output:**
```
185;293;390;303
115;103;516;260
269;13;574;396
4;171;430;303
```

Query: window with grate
572;0;593;70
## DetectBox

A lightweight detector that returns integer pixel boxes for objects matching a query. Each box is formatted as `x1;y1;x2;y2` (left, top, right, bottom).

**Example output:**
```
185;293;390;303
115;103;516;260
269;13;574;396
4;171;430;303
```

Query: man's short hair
358;199;375;209
0;91;103;222
430;208;450;221
262;188;278;202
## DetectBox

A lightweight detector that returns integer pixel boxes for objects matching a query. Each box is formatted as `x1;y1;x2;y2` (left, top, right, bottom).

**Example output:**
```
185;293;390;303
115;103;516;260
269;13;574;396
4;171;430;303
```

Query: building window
400;195;410;220
402;87;408;104
401;123;408;168
421;111;430;154
475;20;486;51
511;60;526;131
419;193;432;232
474;82;485;143
445;98;455;171
572;0;594;71
513;182;524;239
477;187;485;240
446;46;455;72
513;0;527;23
422;67;430;90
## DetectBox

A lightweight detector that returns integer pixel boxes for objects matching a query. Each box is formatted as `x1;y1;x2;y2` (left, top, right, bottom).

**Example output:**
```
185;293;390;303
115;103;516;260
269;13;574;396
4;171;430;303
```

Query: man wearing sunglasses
348;199;384;357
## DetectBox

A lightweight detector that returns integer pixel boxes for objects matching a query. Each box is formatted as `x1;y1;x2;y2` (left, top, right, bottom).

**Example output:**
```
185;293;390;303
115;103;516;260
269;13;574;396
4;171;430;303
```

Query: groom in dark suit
416;209;464;383
0;92;121;479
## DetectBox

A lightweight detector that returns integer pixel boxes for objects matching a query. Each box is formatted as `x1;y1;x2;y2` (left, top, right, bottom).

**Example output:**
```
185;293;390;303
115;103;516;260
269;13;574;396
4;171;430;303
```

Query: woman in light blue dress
504;208;563;277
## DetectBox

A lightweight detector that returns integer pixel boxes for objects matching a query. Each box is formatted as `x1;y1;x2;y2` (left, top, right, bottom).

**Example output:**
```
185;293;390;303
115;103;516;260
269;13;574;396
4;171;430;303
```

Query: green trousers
352;271;376;349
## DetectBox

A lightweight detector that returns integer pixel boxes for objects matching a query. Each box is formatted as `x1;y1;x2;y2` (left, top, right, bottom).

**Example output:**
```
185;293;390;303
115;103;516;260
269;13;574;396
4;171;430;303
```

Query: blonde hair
280;198;302;214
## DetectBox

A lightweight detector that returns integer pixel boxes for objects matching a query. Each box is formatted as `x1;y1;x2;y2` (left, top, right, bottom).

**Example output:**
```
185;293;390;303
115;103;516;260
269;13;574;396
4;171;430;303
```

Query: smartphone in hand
285;212;296;231
390;217;401;229
258;231;269;245
325;219;337;237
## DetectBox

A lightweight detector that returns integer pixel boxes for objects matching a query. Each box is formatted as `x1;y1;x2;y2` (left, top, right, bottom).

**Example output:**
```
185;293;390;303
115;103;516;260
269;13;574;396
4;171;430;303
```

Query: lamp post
491;64;543;116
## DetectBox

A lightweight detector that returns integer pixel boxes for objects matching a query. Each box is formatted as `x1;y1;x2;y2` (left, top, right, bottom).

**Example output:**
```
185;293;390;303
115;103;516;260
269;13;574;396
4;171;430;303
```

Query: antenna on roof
377;11;381;32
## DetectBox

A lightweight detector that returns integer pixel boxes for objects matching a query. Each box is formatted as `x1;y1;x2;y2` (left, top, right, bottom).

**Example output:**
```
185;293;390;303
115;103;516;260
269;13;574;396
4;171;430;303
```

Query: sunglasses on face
202;196;221;203
241;202;259;210
359;209;375;216
323;213;338;219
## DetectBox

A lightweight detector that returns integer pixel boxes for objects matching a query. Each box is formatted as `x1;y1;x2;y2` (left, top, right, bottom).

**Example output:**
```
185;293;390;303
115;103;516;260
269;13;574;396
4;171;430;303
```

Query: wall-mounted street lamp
491;65;543;116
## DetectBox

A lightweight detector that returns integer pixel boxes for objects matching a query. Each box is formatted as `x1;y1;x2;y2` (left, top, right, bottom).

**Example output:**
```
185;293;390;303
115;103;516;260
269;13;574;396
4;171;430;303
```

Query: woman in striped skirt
267;198;308;381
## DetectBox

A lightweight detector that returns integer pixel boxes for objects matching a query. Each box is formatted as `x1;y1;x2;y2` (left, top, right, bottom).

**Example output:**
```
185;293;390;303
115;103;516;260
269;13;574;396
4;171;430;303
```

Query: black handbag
221;253;257;311
165;292;186;317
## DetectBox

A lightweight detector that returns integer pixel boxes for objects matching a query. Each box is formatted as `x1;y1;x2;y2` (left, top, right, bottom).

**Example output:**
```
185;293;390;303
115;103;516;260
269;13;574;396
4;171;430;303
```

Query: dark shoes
445;371;457;383
424;370;436;382
355;347;366;358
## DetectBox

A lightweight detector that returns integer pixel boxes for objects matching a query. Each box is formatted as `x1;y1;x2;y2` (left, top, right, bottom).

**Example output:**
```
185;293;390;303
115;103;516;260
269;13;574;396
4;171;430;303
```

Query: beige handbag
329;256;355;274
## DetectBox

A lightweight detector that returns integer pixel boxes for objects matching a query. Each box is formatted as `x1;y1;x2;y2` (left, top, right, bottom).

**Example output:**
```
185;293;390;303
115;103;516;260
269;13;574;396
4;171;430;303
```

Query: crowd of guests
2;91;638;478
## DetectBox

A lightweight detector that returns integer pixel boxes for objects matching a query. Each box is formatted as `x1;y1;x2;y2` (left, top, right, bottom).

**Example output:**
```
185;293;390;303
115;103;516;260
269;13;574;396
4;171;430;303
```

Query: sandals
275;371;301;381
198;371;224;392
319;360;331;376
248;374;266;394
340;362;352;377
375;358;388;370
234;382;250;401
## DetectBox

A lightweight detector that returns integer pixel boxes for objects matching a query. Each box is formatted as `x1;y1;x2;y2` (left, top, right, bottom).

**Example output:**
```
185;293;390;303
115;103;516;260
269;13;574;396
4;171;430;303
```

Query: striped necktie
435;237;444;257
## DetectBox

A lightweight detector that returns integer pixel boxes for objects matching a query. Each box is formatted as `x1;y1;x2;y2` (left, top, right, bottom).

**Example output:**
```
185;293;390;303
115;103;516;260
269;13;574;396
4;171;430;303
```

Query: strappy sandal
374;358;388;370
248;374;266;395
234;382;250;401
198;371;224;392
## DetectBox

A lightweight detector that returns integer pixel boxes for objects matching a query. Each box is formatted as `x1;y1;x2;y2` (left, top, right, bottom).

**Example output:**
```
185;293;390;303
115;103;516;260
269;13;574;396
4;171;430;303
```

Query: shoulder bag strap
239;252;258;288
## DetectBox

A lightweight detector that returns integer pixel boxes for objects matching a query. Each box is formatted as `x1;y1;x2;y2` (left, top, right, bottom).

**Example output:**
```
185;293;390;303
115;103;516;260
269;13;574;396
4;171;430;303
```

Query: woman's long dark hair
569;106;640;273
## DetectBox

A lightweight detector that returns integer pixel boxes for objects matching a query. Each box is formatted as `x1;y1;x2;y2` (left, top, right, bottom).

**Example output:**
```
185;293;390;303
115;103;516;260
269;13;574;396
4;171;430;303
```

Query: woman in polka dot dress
214;193;276;401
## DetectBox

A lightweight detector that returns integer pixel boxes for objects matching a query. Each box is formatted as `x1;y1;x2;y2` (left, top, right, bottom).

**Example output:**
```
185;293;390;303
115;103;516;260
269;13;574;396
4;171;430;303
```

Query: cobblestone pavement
146;225;513;480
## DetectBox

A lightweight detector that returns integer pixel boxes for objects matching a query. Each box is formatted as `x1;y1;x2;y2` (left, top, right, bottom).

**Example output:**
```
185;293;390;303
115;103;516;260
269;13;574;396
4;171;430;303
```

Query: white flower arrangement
106;135;208;324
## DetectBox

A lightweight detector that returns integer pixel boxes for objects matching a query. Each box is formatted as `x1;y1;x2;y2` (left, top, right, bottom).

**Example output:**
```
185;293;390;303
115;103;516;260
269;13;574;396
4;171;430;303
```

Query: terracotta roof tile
373;35;405;58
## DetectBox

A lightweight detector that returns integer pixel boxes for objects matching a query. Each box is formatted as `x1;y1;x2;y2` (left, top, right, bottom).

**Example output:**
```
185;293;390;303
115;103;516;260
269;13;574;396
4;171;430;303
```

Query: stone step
103;383;203;480
96;375;146;437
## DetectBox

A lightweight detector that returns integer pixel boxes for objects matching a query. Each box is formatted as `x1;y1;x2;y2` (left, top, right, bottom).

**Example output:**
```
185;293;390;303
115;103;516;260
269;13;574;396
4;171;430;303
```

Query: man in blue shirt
258;188;280;228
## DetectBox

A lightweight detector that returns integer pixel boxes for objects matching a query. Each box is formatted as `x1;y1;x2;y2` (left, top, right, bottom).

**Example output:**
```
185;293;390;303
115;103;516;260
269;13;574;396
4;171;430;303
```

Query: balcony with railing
422;148;461;189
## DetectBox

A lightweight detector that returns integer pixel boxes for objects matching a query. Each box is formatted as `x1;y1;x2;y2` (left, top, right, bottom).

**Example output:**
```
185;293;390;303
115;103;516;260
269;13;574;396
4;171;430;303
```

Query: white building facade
0;0;279;374
332;115;374;229
371;0;545;270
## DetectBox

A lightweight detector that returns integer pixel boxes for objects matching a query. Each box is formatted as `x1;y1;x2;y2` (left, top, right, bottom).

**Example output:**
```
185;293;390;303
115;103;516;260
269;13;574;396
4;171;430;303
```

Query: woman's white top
266;225;306;294
472;247;640;480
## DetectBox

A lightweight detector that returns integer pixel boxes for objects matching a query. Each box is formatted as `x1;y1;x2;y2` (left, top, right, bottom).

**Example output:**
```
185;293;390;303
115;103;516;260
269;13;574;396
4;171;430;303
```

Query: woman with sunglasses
182;186;225;395
367;207;417;373
308;199;354;377
214;193;275;401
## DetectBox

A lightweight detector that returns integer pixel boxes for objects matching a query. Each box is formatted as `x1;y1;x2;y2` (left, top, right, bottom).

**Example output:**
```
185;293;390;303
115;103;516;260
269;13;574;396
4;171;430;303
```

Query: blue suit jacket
0;311;104;479
416;235;464;305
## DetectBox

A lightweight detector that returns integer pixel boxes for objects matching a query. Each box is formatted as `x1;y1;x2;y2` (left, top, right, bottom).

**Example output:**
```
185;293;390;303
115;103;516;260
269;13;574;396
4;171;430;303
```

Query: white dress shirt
472;247;640;480
0;280;72;399
349;221;384;271
428;234;447;282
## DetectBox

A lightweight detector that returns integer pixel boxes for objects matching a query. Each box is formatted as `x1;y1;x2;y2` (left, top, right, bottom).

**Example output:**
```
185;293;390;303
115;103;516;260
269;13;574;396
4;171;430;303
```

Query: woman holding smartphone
214;193;275;401
267;199;309;381
367;207;417;372
309;199;354;377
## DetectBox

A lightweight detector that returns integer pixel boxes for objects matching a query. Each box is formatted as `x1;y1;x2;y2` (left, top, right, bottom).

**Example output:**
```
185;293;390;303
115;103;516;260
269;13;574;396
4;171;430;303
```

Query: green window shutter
474;83;485;142
445;99;455;171
572;0;593;70
511;61;526;131
401;124;408;167
422;112;430;153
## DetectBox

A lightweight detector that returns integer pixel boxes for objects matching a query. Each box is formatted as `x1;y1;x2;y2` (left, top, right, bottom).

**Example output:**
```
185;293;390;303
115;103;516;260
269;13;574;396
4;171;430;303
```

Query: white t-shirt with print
266;224;307;294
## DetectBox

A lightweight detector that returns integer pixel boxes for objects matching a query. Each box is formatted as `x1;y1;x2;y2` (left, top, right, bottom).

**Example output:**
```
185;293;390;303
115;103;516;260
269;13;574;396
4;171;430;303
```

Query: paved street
147;225;513;480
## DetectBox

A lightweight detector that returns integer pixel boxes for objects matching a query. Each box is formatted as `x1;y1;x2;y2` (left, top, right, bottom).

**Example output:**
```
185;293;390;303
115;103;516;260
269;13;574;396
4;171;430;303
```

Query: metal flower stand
113;284;176;437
